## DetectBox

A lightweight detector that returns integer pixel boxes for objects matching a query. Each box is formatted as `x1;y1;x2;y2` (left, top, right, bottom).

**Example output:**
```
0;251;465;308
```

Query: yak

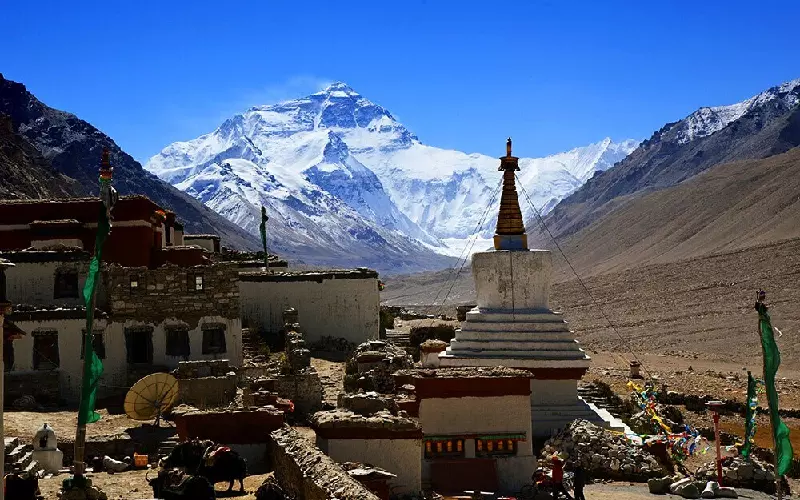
162;440;247;493
147;468;216;500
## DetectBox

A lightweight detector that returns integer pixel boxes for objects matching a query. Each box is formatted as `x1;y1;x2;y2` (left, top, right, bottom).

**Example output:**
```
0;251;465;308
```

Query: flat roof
240;268;378;282
394;366;533;379
0;249;90;263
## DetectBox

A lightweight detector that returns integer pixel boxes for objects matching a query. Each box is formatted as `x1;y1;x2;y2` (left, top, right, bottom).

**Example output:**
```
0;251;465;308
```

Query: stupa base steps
438;352;591;369
531;399;627;438
465;309;566;324
448;338;585;353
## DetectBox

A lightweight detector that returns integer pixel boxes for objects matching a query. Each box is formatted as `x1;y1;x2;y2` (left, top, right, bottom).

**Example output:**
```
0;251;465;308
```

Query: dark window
202;327;226;355
424;438;465;459
0;269;7;302
475;438;518;457
188;274;204;292
125;327;153;364
4;340;13;371
81;330;106;360
33;330;59;370
165;328;191;358
54;270;78;299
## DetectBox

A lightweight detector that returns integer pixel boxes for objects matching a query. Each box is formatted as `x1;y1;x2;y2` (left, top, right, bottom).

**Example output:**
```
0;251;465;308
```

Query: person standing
572;462;586;500
551;455;573;500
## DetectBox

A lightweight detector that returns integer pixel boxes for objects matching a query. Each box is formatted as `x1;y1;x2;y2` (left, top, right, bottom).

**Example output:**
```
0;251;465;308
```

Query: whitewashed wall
105;316;242;369
321;437;421;495
183;238;216;252
531;379;578;405
10;315;241;403
4;261;87;307
419;394;534;492
239;278;379;344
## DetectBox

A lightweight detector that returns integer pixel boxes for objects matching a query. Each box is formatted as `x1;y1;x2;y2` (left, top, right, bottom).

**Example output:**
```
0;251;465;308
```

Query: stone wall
238;269;380;345
175;360;238;409
105;263;240;326
273;372;323;416
4;370;60;406
267;426;380;500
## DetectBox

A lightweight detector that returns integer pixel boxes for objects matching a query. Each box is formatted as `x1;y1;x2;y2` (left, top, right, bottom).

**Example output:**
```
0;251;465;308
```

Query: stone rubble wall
541;419;665;482
267;426;380;500
105;263;240;325
176;373;237;409
274;371;324;416
5;370;60;406
175;359;238;409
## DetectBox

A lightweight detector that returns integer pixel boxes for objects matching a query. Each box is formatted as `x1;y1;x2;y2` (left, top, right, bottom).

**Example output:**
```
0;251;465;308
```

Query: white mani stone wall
418;394;534;493
320;437;422;495
239;277;379;345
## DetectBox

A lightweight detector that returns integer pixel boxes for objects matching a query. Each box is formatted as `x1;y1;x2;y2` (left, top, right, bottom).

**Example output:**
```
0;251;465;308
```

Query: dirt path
4;409;152;441
38;470;271;499
311;355;346;406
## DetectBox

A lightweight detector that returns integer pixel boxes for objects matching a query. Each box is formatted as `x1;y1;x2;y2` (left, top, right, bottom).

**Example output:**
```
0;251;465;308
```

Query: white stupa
438;139;608;437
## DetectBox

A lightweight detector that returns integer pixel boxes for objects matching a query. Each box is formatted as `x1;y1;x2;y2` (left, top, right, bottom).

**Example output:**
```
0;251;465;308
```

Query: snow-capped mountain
544;77;800;240
672;78;800;144
146;82;637;268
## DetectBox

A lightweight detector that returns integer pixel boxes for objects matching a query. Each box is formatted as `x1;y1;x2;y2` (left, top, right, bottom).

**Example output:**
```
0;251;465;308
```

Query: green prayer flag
756;301;793;475
77;183;112;425
259;206;268;267
742;371;758;458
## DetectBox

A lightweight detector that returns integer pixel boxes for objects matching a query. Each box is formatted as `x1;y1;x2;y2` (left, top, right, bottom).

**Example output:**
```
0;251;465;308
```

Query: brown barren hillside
545;146;800;276
385;238;800;371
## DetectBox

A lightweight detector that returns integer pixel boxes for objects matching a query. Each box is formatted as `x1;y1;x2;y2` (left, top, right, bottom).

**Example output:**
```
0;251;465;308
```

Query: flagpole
757;290;782;500
72;149;115;478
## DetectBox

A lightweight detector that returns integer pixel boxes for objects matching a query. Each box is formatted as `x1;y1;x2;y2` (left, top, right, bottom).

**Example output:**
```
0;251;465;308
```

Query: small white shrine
32;423;63;473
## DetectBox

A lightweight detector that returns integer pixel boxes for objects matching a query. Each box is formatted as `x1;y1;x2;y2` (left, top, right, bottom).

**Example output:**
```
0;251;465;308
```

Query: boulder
716;486;738;498
675;482;700;499
648;476;672;494
700;481;719;498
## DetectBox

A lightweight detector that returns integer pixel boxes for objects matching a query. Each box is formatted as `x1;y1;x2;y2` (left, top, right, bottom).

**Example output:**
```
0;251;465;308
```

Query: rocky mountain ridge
0;73;259;251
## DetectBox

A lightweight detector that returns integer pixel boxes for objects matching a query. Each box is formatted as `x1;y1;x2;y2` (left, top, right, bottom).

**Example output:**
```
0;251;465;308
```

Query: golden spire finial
494;138;528;251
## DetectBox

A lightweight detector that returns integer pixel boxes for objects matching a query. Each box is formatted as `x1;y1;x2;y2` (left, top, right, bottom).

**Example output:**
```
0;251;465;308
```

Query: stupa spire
493;138;528;250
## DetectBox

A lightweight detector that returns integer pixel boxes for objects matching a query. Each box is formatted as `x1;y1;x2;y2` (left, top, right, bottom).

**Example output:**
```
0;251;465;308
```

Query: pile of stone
343;340;413;394
648;476;738;498
310;409;419;432
541;419;664;482
308;336;358;354
243;377;295;412
285;329;311;373
694;455;787;495
337;391;399;416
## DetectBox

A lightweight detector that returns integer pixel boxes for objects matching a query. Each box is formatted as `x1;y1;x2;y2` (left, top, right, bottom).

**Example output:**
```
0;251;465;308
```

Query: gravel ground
38;470;271;499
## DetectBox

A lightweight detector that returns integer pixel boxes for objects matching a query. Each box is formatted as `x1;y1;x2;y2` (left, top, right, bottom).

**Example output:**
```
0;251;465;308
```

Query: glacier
145;82;638;270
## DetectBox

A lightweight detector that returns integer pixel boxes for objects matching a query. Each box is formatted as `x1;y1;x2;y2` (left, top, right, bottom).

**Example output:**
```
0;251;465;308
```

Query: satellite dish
124;373;179;425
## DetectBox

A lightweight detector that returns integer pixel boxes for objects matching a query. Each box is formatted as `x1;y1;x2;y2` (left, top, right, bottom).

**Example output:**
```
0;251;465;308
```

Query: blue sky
3;0;800;162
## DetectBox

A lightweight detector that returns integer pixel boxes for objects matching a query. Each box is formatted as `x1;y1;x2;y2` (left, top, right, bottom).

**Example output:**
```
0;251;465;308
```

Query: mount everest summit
145;82;638;271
